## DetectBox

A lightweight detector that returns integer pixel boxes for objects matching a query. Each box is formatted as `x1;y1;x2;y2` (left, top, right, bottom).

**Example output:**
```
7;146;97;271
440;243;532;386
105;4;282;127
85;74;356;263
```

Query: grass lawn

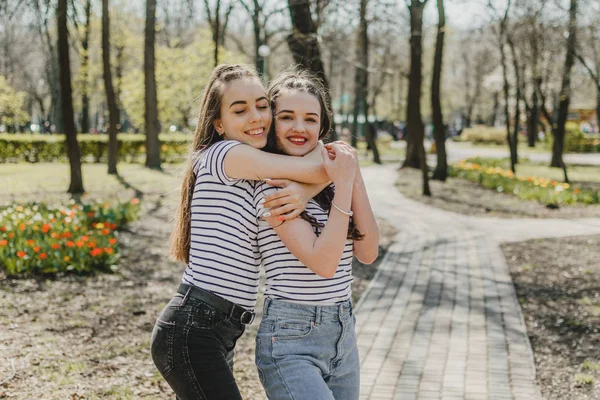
0;163;183;202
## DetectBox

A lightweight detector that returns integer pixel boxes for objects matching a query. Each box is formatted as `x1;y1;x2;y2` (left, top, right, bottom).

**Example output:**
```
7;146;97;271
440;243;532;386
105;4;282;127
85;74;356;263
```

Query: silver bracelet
331;202;353;217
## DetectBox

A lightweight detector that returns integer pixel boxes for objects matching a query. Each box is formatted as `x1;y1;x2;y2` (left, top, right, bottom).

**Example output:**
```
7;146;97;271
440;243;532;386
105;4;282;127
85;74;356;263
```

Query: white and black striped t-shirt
255;182;354;305
181;140;261;310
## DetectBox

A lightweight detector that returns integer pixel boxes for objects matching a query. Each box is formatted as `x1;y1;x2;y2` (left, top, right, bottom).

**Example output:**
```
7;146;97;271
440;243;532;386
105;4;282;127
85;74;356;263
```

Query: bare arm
351;168;379;264
265;180;353;278
263;143;357;278
224;142;328;183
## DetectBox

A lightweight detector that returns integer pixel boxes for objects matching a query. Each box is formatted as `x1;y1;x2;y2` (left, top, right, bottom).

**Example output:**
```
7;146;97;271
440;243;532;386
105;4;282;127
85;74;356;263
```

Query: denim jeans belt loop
177;283;255;325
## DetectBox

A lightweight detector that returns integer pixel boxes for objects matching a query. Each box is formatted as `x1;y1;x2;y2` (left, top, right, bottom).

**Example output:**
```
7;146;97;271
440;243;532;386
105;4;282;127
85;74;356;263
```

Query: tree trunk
551;0;577;174
402;1;428;170
287;0;337;140
597;90;600;132
351;67;360;147
498;26;514;173
527;26;540;147
204;0;221;67
431;0;447;181
507;33;520;170
144;0;161;170
57;0;84;194
103;0;119;175
80;0;91;133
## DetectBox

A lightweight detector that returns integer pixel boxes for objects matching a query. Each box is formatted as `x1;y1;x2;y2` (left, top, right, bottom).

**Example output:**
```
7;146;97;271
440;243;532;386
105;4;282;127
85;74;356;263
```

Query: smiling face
213;77;272;149
274;90;321;157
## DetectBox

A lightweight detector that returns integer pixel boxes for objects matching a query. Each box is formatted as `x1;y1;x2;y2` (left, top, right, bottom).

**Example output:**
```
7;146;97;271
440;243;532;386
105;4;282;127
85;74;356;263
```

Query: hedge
0;133;192;163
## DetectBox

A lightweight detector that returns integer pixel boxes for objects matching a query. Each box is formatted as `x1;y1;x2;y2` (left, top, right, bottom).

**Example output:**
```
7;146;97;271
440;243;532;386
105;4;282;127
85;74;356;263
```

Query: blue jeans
255;298;359;400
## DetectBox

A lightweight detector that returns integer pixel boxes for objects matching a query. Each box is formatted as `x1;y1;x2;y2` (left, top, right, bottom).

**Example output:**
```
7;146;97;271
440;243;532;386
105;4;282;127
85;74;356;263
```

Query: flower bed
0;198;140;275
0;133;191;163
449;158;600;205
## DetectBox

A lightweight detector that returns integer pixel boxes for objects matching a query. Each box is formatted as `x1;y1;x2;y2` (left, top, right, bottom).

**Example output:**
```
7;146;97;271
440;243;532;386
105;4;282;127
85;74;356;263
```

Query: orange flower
86;241;97;249
27;239;34;245
102;229;110;235
104;247;114;254
42;224;51;233
87;212;95;217
62;232;72;239
19;223;25;231
75;241;84;248
64;256;70;262
110;223;117;230
0;226;6;232
131;198;140;205
39;253;47;260
50;218;56;223
33;246;40;253
16;251;26;258
8;232;14;239
51;232;59;239
51;243;60;250
82;235;89;242
90;248;103;257
574;188;581;194
66;241;75;248
0;239;7;246
109;238;117;245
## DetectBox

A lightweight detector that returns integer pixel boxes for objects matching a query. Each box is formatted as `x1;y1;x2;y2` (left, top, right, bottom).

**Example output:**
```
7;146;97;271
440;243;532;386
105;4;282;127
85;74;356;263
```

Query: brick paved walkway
356;164;600;400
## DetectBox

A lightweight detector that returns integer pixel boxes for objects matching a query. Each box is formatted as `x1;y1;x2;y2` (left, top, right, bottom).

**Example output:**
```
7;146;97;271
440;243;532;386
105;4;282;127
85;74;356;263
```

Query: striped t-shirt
181;140;261;310
255;182;354;305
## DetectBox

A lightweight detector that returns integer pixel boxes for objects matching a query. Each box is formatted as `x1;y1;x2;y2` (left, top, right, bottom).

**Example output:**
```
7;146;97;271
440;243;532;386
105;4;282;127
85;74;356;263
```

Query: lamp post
258;44;271;78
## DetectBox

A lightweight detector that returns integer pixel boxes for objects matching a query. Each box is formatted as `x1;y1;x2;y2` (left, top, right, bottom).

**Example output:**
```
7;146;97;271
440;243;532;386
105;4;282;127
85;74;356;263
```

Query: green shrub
0;133;192;163
0;198;140;275
449;158;599;205
461;126;507;145
556;122;600;153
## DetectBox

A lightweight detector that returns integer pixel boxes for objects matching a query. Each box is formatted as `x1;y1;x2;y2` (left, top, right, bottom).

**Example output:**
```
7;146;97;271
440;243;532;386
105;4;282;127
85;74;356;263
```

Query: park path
355;164;600;400
388;140;600;166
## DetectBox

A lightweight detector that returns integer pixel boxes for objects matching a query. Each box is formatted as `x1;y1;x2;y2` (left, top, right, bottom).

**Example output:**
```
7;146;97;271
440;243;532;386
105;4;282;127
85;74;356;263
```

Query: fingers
277;208;302;220
270;204;300;218
264;194;293;209
263;178;289;188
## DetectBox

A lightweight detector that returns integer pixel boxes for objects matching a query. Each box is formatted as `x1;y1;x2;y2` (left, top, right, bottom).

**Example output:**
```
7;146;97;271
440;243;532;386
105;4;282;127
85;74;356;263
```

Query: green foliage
556;122;600;153
449;157;600;205
0;75;29;126
0;198;140;275
460;125;507;145
0;133;191;163
120;30;245;130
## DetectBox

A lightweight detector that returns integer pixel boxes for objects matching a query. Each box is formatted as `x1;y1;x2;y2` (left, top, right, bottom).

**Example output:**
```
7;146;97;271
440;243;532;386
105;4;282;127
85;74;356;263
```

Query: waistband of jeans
262;297;353;322
178;283;255;325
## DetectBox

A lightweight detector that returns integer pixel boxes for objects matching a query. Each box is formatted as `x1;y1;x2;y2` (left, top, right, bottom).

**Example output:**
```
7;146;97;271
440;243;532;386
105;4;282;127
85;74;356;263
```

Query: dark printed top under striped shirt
255;181;354;305
181;140;261;310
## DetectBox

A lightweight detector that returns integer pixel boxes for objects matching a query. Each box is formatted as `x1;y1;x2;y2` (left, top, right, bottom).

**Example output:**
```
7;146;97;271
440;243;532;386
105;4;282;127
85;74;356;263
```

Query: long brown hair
170;64;260;263
267;67;363;241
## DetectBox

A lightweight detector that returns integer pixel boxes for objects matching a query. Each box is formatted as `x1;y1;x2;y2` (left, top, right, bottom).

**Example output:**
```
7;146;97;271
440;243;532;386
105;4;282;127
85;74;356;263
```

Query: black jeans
151;288;246;400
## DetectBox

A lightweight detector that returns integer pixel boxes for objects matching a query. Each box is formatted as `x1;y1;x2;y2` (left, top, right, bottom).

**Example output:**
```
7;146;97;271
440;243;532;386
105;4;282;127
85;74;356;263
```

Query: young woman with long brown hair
254;69;379;400
150;64;334;399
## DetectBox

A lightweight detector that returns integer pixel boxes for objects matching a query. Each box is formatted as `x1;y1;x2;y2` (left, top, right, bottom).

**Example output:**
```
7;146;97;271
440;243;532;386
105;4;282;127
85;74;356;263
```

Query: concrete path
355;164;600;400
388;140;600;166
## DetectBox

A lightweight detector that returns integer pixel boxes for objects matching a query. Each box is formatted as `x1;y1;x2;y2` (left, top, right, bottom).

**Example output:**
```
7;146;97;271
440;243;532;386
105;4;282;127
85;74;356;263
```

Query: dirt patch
0;195;395;399
502;236;600;400
396;167;600;219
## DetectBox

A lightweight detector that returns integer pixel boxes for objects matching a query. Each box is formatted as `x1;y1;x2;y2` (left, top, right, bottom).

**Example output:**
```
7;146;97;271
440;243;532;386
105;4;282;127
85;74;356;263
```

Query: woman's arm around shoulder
223;141;329;183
